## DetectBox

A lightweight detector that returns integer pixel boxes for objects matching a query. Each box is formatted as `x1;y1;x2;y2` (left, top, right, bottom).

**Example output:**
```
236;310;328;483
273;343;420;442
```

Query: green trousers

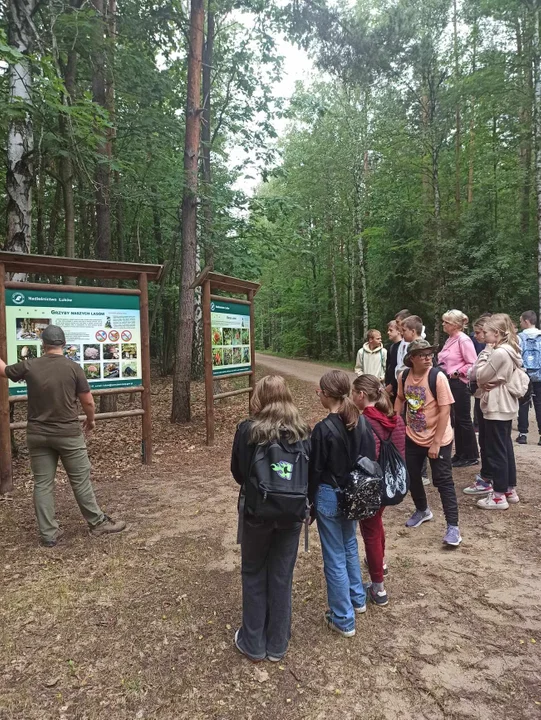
27;433;105;543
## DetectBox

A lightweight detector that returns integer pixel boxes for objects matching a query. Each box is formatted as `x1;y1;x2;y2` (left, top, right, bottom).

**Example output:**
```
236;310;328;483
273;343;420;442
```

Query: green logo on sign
271;461;293;481
12;292;25;305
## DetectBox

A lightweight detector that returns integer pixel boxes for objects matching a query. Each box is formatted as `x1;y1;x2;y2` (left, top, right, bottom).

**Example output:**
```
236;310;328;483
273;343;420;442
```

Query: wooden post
203;279;214;445
0;263;13;494
248;289;255;413
139;272;152;464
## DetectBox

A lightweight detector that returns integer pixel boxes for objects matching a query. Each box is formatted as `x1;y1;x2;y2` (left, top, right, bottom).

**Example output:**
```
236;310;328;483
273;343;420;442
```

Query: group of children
230;309;528;663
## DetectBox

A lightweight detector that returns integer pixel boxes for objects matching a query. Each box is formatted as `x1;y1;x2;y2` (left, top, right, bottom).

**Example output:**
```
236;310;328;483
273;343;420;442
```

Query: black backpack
244;439;309;523
323;417;382;521
371;425;409;506
401;366;445;399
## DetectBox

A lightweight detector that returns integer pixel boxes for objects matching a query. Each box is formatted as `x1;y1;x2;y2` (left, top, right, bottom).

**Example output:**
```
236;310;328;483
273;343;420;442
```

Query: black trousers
484;419;516;493
449;378;479;461
475;398;493;481
238;518;301;660
518;380;541;435
406;437;459;526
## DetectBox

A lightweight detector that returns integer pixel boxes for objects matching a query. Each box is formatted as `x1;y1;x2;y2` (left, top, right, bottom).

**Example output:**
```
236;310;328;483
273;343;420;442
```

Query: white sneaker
505;488;520;504
477;493;509;510
354;604;367;615
325;612;355;637
422;476;430;486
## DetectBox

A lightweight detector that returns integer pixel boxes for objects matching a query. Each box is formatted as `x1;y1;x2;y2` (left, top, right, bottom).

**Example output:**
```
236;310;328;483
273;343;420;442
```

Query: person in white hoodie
470;314;525;510
516;310;541;445
355;330;387;381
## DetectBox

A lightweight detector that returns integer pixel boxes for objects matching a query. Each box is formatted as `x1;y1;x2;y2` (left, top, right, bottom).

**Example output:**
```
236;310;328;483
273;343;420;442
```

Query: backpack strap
402;367;440;400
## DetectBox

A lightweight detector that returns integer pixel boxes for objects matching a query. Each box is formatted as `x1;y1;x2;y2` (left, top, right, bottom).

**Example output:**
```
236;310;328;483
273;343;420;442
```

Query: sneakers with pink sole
505;488;520;504
477;493;509;510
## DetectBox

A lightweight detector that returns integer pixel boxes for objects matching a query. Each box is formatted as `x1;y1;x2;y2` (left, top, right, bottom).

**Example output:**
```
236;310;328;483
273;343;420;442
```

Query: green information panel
211;299;251;377
5;288;142;396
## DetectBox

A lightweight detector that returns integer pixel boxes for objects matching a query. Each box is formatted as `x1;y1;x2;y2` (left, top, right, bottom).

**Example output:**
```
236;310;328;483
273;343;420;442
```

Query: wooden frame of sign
0;251;163;495
191;267;260;446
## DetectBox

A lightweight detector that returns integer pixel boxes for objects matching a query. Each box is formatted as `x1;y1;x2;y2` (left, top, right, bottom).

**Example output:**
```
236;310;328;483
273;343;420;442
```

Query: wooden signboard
192;268;260;446
0;252;163;495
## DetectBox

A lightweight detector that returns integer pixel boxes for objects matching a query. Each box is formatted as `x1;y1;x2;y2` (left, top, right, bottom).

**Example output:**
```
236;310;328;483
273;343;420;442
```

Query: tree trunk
330;245;342;357
467;14;478;204
5;0;36;281
92;0;117;411
171;0;204;423
201;5;215;267
517;15;533;235
534;7;541;320
151;186;163;263
432;147;443;345
92;0;112;269
47;180;63;255
453;0;461;216
36;165;45;255
60;45;78;285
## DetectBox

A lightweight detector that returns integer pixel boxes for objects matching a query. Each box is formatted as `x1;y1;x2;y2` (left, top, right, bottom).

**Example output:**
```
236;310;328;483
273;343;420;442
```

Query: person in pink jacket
352;374;406;607
438;310;479;468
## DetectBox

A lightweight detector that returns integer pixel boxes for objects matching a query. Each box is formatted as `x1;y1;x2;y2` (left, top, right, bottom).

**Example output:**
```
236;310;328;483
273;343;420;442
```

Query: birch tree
5;0;37;279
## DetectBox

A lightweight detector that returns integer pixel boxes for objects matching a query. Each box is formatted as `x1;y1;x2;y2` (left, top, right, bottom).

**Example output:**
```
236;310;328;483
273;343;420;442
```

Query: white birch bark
6;0;37;280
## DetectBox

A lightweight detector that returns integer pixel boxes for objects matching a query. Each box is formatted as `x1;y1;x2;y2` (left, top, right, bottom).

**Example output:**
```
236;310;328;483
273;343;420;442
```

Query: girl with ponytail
352;375;406;607
309;370;376;637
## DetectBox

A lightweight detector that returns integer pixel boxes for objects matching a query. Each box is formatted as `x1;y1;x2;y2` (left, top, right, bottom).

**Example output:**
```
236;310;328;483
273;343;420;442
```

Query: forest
2;0;541;419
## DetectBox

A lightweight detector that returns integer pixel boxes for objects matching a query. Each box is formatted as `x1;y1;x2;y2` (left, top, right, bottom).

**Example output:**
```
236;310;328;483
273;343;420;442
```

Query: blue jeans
316;484;366;632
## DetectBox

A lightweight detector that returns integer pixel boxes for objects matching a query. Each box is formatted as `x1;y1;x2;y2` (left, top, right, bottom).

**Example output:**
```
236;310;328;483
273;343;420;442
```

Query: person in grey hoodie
516;310;541;444
470;314;525;510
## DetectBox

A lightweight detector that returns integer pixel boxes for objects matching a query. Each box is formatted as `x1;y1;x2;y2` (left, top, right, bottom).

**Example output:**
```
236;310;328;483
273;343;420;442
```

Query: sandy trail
255;352;356;385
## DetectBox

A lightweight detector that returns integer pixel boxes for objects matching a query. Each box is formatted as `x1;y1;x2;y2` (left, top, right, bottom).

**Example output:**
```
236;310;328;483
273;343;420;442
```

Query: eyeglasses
416;353;434;359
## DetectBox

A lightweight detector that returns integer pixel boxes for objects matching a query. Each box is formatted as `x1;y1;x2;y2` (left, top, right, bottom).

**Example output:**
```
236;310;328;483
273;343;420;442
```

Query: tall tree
171;0;204;423
5;0;37;280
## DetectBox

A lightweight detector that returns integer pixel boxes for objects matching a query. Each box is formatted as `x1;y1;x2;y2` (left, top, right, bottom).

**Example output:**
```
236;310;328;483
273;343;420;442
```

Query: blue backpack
520;333;541;381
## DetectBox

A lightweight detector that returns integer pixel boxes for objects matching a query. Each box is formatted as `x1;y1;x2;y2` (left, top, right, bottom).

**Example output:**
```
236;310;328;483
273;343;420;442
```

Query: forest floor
1;356;541;720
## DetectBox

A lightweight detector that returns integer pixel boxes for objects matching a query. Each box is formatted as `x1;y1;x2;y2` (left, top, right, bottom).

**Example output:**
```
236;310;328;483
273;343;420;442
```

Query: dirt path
1;369;541;719
256;352;356;384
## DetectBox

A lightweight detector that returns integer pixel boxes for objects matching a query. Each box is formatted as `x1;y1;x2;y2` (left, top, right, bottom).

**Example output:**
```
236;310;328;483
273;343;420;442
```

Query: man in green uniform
0;325;126;546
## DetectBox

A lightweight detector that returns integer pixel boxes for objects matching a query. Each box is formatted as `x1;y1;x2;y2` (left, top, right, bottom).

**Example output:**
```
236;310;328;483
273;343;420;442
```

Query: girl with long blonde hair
231;375;310;663
470;314;522;510
310;370;376;637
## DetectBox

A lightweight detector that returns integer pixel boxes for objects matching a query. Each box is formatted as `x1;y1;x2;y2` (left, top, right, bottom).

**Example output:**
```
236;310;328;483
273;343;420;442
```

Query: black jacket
308;414;376;503
385;341;401;397
231;419;311;486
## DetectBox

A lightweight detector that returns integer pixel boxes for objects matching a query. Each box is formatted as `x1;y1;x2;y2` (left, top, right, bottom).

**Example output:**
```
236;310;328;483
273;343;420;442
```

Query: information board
5;288;142;396
211;299;251;377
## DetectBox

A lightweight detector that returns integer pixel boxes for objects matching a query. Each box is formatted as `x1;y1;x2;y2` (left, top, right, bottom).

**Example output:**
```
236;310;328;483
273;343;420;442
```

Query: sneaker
234;629;264;662
267;654;282;663
89;514;127;537
422;476;430;486
39;528;65;548
505;488;520;504
516;434;527;445
368;585;389;607
443;525;462;546
463;476;493;496
325;612;355;637
354;604;367;615
405;508;433;528
477;493;509;510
